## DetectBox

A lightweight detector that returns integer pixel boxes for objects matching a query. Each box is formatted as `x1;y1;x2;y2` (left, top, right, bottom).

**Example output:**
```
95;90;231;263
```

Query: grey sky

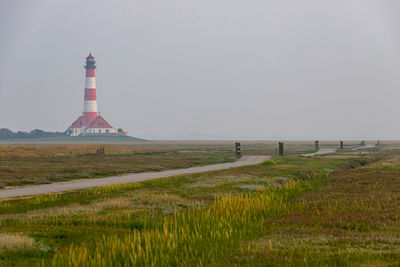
1;0;400;140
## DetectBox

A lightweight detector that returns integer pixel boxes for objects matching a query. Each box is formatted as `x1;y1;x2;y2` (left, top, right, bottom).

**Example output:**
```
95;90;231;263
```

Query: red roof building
66;114;118;136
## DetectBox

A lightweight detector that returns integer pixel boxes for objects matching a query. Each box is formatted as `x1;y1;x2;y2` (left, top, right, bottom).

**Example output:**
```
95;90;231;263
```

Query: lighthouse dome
85;53;96;69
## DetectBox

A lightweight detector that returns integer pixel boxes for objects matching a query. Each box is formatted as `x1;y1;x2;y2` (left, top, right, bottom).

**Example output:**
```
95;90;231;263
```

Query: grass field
0;141;322;188
0;143;236;188
0;141;397;266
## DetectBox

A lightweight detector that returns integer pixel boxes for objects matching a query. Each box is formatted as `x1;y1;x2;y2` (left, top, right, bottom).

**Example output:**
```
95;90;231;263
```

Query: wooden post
340;140;344;149
315;140;319;150
235;142;241;157
278;142;284;156
97;147;105;156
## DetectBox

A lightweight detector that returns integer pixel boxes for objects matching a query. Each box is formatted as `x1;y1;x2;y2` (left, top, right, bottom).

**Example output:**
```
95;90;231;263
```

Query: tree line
0;128;66;139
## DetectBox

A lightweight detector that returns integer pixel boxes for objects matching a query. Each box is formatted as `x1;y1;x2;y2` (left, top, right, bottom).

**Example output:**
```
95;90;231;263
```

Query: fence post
235;142;241;157
97;147;105;156
340;140;344;149
279;142;284;156
315;140;319;150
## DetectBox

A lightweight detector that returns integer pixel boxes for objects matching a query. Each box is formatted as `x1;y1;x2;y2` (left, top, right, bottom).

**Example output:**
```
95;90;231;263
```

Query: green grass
50;180;321;266
0;142;325;188
0;144;237;187
0;145;397;266
235;151;400;266
0;152;363;266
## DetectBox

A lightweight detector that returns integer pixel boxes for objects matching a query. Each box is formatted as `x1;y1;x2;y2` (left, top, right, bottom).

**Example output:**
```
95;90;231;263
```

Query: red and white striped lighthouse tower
66;53;118;136
83;53;98;126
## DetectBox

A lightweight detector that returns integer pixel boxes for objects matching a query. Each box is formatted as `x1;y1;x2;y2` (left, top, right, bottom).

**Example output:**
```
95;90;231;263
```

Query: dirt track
0;155;270;199
302;143;376;157
352;144;376;150
301;148;337;157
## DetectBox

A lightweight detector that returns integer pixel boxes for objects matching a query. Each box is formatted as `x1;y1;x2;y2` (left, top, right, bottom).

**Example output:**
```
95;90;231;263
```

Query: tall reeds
50;175;323;266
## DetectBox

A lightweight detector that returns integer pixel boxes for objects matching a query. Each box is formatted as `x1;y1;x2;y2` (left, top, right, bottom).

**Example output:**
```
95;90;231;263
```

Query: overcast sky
1;0;400;140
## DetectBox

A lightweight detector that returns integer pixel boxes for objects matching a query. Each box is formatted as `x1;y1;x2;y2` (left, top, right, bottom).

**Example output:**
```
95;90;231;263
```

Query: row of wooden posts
97;140;376;158
234;140;375;157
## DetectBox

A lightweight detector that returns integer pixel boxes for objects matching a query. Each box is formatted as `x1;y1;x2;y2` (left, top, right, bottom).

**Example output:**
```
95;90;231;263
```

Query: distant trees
0;128;14;139
0;128;66;140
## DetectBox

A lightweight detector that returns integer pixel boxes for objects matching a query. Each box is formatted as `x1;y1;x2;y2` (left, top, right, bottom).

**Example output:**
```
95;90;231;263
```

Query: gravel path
303;143;376;157
301;148;337;157
352;144;376;150
0;155;270;199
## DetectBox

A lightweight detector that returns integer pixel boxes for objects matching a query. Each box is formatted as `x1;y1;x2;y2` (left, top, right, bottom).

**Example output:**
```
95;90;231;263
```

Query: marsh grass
0;233;35;252
0;151;390;266
0;142;331;188
235;151;400;266
0;144;237;187
50;178;322;266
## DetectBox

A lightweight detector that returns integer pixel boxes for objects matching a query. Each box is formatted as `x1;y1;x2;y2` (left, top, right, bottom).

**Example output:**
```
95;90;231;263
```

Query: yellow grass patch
0;233;35;253
0;197;133;220
0;144;165;158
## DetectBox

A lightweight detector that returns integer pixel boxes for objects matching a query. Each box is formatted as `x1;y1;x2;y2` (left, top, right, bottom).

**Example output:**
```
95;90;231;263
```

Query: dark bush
0;128;66;139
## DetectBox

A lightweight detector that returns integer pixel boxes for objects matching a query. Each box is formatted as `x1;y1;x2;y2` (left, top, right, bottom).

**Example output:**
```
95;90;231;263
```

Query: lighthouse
66;53;119;136
83;53;98;126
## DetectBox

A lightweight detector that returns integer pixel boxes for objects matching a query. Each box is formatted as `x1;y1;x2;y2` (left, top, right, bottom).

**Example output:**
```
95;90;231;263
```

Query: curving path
301;148;337;157
0;155;270;199
352;144;376;150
